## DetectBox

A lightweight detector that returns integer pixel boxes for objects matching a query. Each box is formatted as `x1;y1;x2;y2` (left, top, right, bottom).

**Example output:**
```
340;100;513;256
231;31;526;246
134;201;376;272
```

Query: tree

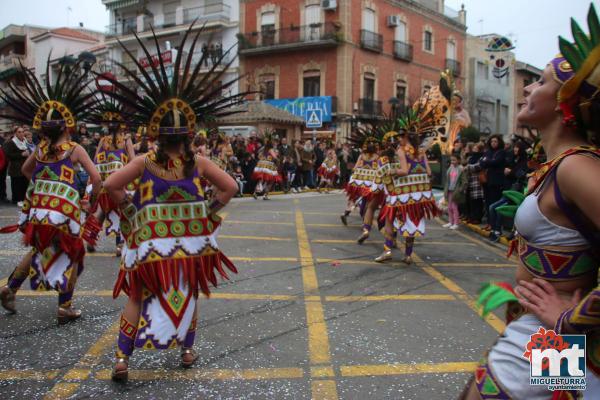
460;125;481;143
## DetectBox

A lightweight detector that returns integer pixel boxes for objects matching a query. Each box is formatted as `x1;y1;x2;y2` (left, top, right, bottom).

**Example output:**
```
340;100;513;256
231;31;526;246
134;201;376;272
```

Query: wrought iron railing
358;98;382;116
393;41;413;62
360;30;383;52
238;22;340;51
445;58;461;77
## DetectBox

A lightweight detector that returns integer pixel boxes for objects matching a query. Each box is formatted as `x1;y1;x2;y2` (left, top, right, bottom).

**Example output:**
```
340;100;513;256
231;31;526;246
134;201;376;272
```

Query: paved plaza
0;192;515;399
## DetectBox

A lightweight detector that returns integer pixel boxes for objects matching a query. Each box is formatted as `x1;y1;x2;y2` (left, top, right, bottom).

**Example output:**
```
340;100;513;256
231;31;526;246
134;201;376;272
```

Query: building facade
102;0;240;95
239;0;467;140
513;60;542;138
464;34;515;137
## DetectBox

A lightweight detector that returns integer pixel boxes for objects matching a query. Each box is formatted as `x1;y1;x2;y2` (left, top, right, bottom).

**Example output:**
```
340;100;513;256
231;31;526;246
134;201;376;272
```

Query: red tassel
0;224;19;233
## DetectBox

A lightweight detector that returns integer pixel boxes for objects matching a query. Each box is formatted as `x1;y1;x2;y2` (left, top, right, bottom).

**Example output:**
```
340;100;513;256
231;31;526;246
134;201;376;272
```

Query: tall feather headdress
98;21;251;138
0;55;97;130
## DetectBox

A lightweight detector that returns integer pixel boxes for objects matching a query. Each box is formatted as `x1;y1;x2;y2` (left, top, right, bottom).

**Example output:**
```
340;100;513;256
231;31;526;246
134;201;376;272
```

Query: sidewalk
432;188;511;248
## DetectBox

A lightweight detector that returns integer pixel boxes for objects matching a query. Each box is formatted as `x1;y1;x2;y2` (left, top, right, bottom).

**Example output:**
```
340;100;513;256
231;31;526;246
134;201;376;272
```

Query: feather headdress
0;54;97;130
98;21;250;138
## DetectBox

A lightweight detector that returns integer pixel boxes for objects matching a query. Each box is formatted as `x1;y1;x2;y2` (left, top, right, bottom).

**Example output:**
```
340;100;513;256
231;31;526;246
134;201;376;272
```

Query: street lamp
78;51;97;74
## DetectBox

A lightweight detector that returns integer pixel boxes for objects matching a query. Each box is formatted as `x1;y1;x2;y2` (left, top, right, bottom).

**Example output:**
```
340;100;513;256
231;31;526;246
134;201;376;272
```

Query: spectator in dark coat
4;126;31;205
479;134;506;213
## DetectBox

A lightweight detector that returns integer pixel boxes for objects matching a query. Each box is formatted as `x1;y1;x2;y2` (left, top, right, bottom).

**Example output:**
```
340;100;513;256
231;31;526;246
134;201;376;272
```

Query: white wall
33;36;99;82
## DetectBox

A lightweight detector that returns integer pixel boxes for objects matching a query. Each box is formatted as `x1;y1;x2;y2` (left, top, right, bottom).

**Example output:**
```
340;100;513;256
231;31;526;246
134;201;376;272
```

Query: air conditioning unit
387;15;400;27
321;0;337;11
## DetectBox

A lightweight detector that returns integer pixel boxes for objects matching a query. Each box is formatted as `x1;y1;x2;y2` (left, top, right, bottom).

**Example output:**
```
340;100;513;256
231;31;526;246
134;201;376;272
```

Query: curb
462;222;511;247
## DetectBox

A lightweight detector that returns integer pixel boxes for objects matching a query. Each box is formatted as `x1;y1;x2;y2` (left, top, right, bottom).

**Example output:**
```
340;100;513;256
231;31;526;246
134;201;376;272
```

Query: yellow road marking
229;257;298;262
311;380;339;399
0;370;60;380
95;367;304;381
43;383;81;400
434;217;510;259
43;319;120;399
432;263;514;268
308;223;362;228
340;361;478;377
17;290;299;301
311;366;335;378
0;277;6;286
324;295;456;302
220;235;292;241
295;210;338;399
414;254;505;334
312;239;476;246
226;220;294;226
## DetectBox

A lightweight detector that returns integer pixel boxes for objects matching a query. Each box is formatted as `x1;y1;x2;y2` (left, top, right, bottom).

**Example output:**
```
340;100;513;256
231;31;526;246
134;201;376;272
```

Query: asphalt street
0;191;516;399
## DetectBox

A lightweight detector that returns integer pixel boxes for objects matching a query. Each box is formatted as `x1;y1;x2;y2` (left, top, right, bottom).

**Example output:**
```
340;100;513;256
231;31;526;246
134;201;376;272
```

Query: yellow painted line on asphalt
308;223;362;228
311;366;335;378
95;367;304;381
0;370;60;380
229;257;298;262
43;319;120;399
324;294;456;302
312;380;339;399
0;277;7;286
220;235;293;241
311;239;477;246
225;220;294;226
295;209;339;399
434;217;510;259
413;254;505;334
17;290;299;301
340;361;478;377
432;263;514;268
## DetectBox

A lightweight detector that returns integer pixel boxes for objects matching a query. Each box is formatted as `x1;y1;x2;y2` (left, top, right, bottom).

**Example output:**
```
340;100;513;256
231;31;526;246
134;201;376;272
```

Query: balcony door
362;8;375;32
394;21;406;43
163;1;179;27
447;40;456;60
261;12;276;46
305;5;321;41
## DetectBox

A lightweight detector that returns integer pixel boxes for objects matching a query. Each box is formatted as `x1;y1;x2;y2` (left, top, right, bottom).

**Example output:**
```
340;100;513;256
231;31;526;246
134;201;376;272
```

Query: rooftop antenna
478;19;484;35
67;6;72;27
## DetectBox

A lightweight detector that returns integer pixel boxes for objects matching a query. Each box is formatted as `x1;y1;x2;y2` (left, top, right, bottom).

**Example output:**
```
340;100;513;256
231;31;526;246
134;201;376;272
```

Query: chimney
459;4;466;25
439;0;445;14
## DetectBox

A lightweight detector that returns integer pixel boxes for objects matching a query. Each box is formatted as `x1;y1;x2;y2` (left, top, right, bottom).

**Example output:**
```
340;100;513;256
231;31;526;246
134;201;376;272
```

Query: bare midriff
516;263;597;299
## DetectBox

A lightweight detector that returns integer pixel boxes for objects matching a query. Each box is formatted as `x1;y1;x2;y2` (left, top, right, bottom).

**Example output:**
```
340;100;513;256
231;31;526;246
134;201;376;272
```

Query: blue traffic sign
305;109;323;128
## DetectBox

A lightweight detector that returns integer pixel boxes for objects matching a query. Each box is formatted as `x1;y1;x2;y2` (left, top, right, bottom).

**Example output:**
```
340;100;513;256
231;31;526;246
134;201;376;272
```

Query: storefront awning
103;0;139;10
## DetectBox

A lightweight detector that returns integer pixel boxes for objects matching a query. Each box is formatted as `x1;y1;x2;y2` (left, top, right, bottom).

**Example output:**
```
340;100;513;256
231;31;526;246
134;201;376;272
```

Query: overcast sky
0;0;596;69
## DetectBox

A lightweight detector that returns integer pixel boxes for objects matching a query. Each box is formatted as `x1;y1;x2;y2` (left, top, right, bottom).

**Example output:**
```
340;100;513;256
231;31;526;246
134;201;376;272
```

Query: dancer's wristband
208;199;226;215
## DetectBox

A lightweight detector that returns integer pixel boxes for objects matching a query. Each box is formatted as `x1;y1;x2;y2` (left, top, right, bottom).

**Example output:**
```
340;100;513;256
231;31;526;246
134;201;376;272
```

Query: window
500;105;509;134
362;8;376;32
477;61;489;80
260;74;276;99
447;40;456;60
424;30;433;52
163;1;179;26
303;70;320;97
305;5;321;41
395;20;407;43
261;11;276;45
395;81;407;105
364;73;375;100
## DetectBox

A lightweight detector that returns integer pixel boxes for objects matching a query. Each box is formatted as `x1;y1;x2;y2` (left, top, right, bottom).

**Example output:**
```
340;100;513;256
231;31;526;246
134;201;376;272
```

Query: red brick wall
241;0;465;112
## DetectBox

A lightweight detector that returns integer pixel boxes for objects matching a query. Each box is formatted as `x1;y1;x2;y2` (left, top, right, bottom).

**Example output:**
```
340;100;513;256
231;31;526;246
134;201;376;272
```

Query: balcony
0;53;25;72
445;58;461;77
105;2;231;38
393;41;413;62
183;3;231;25
360;30;382;53
358;98;382;117
239;22;341;56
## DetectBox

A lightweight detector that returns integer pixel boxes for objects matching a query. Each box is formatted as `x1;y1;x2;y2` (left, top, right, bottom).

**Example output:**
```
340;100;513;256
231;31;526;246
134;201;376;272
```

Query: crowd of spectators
444;134;532;242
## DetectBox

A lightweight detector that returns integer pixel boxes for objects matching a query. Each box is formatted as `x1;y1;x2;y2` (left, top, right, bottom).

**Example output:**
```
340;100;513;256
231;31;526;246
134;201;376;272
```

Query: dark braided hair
155;134;196;178
575;97;600;147
42;109;66;157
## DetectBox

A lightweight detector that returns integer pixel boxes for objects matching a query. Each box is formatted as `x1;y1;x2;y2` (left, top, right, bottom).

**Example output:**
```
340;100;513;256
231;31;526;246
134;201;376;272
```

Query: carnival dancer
340;128;383;244
85;102;134;256
99;22;247;381
317;149;339;193
252;138;281;200
371;88;448;263
370;131;409;262
466;5;600;398
0;58;101;322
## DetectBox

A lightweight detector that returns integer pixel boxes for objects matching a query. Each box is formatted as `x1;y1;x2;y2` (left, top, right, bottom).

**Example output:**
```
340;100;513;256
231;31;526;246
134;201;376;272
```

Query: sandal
180;348;199;369
0;286;16;314
57;306;82;325
111;356;129;382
